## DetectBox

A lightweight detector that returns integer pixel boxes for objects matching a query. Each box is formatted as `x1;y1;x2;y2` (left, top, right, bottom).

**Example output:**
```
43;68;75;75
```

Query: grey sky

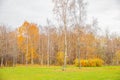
0;0;54;27
86;0;120;34
0;0;120;34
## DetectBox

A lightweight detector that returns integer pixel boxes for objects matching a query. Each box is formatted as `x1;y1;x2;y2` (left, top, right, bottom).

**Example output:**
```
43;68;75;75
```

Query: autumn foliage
74;58;104;67
0;20;120;67
17;21;39;64
56;52;64;65
1;0;120;68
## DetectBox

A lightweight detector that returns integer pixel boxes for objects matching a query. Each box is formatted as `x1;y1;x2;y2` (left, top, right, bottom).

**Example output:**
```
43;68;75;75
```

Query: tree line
0;20;120;67
0;0;120;68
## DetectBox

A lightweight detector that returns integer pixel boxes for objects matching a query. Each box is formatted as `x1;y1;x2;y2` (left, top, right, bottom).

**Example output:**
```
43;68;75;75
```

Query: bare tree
8;30;18;66
53;0;71;70
0;26;8;67
47;19;50;66
76;0;87;69
26;25;29;65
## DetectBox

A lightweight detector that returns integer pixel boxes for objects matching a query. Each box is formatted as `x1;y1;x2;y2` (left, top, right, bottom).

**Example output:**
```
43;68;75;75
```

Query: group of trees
0;26;17;66
0;0;120;68
0;20;120;67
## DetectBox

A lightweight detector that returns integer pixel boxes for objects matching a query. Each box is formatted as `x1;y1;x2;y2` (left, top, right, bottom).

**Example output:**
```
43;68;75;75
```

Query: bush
113;50;120;65
56;51;64;65
74;58;104;67
80;60;89;67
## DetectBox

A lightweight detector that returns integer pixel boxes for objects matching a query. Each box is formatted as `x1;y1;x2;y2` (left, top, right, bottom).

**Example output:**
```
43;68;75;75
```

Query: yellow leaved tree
17;21;39;64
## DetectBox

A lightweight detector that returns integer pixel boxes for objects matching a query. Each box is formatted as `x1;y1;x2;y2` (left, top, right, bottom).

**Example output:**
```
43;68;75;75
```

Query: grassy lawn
0;65;120;80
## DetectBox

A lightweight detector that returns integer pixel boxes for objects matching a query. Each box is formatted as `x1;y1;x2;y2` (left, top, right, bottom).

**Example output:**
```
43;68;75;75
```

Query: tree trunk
31;48;34;64
78;35;81;69
31;54;34;64
25;54;28;65
1;57;3;67
22;53;24;64
63;24;67;71
26;35;28;65
13;57;15;67
41;54;43;65
5;60;7;67
47;39;50;67
47;20;50;67
41;39;43;65
5;57;7;67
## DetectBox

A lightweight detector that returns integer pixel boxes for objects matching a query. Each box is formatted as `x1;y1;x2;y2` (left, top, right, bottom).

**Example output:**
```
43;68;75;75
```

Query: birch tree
53;0;70;70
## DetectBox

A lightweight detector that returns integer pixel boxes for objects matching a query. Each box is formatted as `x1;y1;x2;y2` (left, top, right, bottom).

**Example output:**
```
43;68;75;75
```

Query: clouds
85;0;120;34
0;0;119;34
0;0;54;28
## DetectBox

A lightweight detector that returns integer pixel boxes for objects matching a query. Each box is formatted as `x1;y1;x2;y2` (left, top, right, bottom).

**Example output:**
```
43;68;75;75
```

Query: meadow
0;65;120;80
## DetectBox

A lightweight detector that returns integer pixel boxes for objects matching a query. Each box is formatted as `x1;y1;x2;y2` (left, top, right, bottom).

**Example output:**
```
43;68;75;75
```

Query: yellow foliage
17;21;40;63
56;51;64;65
115;50;120;60
80;33;97;59
74;58;104;67
113;50;120;65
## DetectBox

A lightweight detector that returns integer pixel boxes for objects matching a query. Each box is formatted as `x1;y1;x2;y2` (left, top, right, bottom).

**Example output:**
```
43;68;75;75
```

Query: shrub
88;59;96;67
74;58;104;67
113;50;120;65
95;58;104;66
74;58;79;67
80;60;89;67
56;51;64;65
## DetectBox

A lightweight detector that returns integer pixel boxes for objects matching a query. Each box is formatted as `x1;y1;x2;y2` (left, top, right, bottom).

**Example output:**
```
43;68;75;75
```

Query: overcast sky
0;0;120;34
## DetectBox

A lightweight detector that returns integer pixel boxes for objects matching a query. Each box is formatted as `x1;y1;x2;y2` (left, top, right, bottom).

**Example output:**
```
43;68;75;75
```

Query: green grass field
0;65;120;80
